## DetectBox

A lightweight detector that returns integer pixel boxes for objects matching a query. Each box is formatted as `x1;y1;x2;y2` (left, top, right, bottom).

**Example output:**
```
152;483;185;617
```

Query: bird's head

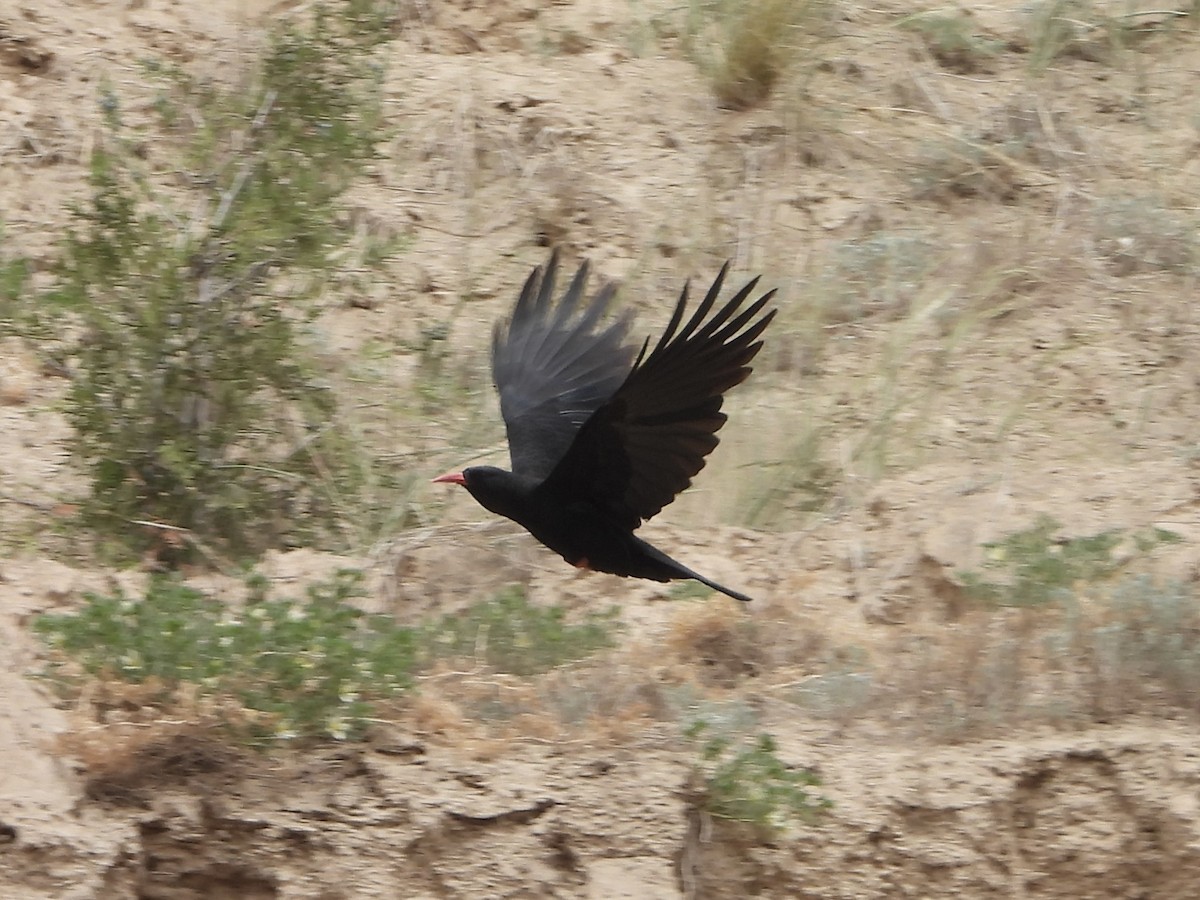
432;465;537;521
432;465;505;491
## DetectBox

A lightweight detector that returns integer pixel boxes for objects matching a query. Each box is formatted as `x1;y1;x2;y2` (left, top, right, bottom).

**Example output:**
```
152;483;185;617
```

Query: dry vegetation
3;0;1200;897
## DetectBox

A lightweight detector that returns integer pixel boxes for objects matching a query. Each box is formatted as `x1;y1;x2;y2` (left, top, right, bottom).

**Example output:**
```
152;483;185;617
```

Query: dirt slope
4;0;1200;897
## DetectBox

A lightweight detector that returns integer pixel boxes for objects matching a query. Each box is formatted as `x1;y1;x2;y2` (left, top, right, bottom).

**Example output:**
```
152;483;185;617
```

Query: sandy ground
4;0;1200;897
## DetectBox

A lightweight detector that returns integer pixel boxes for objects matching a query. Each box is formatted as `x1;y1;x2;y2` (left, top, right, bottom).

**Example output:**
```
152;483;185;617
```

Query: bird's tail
632;537;753;602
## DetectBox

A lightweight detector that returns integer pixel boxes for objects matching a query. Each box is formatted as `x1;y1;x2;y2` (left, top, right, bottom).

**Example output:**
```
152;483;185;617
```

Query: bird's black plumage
434;250;777;602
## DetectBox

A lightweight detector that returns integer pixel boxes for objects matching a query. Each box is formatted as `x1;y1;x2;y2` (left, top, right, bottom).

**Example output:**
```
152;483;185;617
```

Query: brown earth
4;0;1200;897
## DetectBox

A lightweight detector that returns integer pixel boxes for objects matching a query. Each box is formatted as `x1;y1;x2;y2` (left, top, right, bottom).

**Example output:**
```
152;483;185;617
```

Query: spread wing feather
492;251;636;480
543;264;777;529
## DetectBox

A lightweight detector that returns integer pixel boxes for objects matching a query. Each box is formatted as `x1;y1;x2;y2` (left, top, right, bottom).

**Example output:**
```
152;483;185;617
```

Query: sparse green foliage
34;578;622;742
45;2;395;561
686;720;831;835
959;515;1181;608
35;570;416;742
418;586;619;676
667;581;719;601
0;237;30;333
681;0;826;109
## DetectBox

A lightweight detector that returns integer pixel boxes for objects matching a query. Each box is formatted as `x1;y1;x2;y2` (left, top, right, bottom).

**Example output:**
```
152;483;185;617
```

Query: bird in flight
434;251;776;602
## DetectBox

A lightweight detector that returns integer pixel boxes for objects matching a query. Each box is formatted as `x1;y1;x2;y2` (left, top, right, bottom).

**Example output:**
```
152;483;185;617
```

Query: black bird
434;251;777;602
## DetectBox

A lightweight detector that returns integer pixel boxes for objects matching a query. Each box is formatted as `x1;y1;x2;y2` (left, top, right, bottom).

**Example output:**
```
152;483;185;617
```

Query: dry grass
900;10;1004;74
55;720;242;805
681;0;829;110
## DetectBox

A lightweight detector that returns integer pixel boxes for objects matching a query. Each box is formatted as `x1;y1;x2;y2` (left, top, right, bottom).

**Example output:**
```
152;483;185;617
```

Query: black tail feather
632;537;753;602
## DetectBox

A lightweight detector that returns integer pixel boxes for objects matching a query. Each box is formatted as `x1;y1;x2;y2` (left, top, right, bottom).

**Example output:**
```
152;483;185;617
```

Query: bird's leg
572;557;591;571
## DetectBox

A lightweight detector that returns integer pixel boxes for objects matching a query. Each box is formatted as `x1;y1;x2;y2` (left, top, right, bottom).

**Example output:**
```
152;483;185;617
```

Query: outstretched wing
541;263;776;530
492;250;637;481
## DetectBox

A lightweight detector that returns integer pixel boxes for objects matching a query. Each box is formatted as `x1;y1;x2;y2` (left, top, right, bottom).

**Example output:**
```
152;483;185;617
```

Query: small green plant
959;515;1181;607
0;236;29;333
35;570;417;742
418;586;618;676
681;0;826;109
686;720;831;835
900;11;1004;73
42;2;395;561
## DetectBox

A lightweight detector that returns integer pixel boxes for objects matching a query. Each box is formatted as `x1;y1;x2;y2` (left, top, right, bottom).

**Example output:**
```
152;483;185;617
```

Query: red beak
432;471;466;486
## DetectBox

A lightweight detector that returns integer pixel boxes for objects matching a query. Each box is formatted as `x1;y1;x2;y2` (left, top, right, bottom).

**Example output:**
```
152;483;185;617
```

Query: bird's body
434;251;776;602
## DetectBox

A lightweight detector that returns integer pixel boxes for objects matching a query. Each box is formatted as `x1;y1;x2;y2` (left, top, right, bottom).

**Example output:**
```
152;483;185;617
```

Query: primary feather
542;262;777;530
491;251;636;481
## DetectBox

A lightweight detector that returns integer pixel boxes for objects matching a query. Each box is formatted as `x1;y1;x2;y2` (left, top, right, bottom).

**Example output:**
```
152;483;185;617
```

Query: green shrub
686;719;830;835
35;570;416;742
418;586;619;676
959;515;1180;607
0;238;29;331
36;578;621;741
43;2;394;561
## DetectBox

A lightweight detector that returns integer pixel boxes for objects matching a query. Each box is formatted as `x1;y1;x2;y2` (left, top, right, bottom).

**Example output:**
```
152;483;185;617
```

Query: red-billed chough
434;251;777;602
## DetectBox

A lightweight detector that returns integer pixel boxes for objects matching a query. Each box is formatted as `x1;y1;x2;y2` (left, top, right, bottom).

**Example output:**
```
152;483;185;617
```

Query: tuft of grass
668;601;765;687
35;570;416;743
418;586;619;676
911;98;1083;204
1022;0;1154;73
1093;195;1199;276
875;515;1194;738
911;132;1022;203
899;11;1005;74
791;519;1197;739
1083;576;1200;714
787;646;874;721
958;515;1180;608
0;234;30;334
685;719;830;836
894;572;1200;738
821;232;935;323
681;0;827;110
38;2;395;562
739;439;837;528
